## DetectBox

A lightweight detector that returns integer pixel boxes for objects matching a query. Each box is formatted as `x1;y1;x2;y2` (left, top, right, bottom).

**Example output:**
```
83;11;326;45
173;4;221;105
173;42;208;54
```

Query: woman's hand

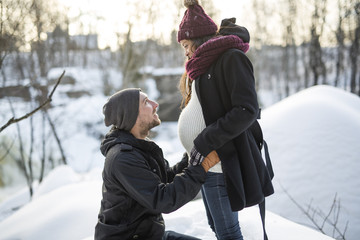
201;150;220;172
189;147;220;172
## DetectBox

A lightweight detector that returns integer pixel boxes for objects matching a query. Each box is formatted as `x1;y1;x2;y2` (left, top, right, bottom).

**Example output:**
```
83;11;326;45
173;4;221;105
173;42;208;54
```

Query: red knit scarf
185;35;250;80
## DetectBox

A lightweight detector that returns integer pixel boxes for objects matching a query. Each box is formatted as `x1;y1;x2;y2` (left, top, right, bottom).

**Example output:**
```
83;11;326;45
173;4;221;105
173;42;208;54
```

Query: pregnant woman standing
176;1;274;239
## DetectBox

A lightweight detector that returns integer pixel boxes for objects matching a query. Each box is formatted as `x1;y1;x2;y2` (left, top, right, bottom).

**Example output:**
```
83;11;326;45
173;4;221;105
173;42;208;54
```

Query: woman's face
180;39;196;60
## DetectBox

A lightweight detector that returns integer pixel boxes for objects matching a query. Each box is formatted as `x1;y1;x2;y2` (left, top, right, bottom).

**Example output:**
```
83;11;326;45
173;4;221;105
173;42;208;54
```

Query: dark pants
201;172;243;240
162;230;201;240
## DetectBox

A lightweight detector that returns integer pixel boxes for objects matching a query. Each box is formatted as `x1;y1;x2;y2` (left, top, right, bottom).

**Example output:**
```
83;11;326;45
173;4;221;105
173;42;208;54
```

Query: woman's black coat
194;48;274;211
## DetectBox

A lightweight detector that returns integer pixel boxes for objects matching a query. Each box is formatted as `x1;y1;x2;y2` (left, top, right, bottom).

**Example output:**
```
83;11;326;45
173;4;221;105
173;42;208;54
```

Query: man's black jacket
95;129;206;240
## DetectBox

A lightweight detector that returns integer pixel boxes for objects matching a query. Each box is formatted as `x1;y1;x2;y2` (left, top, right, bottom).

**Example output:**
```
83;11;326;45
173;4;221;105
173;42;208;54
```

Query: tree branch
0;138;15;162
279;183;348;239
0;71;65;133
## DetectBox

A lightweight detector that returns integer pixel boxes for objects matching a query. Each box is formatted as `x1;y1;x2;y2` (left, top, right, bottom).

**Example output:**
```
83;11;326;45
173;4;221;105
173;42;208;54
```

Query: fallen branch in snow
280;184;348;240
0;71;65;133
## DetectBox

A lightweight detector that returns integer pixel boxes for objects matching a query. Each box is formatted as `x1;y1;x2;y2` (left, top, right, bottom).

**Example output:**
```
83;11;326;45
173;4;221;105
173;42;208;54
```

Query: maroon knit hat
177;0;218;42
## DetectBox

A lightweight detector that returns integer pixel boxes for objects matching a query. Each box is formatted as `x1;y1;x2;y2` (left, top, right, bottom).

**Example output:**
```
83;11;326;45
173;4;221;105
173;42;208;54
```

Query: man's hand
201;150;220;172
189;147;205;166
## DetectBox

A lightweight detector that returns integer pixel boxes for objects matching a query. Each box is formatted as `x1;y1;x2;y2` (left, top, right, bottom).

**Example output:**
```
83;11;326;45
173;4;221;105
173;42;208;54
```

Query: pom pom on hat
177;0;217;42
184;0;199;8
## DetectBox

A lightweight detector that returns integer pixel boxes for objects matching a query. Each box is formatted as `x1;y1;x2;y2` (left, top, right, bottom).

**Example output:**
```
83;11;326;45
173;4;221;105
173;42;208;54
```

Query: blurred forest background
0;0;359;195
1;0;359;95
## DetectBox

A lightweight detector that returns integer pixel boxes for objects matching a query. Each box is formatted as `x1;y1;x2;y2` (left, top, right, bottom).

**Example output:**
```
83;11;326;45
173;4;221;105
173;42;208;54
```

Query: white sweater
178;81;222;173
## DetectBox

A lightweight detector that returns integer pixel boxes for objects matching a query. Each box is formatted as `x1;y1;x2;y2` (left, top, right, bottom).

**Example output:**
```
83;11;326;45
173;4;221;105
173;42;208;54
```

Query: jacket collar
100;128;160;156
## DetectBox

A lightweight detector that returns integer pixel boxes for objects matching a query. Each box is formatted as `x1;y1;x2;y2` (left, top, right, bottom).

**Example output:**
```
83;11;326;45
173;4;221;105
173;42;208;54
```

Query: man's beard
148;118;161;130
139;118;161;138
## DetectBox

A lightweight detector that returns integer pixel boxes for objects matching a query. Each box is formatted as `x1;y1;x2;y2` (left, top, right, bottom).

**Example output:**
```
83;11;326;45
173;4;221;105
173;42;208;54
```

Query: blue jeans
201;172;243;240
163;230;201;240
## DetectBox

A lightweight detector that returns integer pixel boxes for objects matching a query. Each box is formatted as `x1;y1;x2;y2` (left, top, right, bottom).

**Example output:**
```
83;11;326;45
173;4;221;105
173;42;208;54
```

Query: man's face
136;92;161;135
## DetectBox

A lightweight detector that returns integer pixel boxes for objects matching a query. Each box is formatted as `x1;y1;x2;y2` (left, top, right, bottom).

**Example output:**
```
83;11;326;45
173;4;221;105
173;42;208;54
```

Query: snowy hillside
260;85;360;240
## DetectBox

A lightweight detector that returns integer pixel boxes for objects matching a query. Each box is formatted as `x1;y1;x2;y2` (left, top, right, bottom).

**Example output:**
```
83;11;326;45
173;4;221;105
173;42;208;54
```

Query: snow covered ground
1;67;359;239
261;85;360;240
0;164;334;240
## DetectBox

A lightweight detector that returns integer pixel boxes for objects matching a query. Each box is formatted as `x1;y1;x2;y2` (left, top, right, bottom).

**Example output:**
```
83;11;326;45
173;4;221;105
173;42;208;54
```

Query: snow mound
164;199;334;240
0;168;102;240
0;157;335;240
32;165;80;199
260;85;360;240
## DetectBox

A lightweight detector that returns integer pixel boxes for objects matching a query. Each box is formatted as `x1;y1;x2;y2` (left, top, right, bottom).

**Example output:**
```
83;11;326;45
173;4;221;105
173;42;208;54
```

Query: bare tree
43;110;67;165
348;0;360;94
117;22;137;88
309;0;328;86
301;41;311;89
1;72;64;197
280;0;299;97
28;0;62;77
116;0;161;89
0;0;30;71
251;0;271;93
0;137;16;187
7;98;34;196
335;0;346;88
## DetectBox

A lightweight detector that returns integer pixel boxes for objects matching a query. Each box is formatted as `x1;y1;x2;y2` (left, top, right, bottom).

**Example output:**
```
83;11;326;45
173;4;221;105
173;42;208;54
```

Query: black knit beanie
103;88;140;131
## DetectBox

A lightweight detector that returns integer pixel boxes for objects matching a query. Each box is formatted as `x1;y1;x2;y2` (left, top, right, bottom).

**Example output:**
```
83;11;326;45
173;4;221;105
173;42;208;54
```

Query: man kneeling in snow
95;88;219;240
